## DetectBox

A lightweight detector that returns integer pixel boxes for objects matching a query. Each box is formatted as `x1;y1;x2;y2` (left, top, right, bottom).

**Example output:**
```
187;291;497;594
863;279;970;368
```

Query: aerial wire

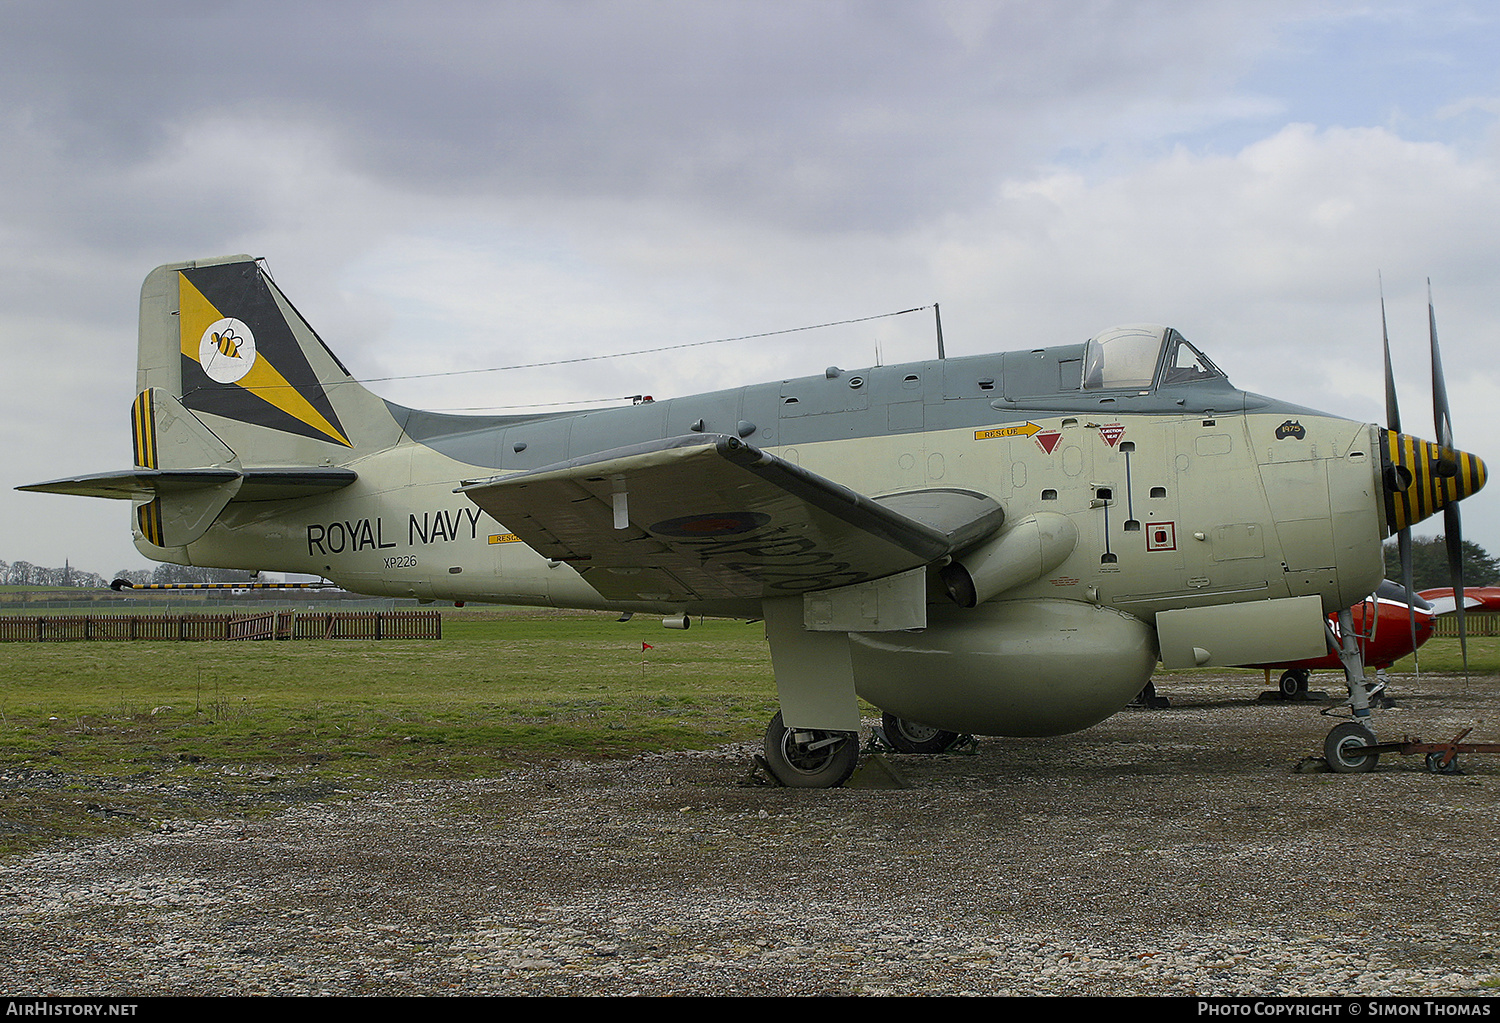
225;259;935;410
359;303;932;384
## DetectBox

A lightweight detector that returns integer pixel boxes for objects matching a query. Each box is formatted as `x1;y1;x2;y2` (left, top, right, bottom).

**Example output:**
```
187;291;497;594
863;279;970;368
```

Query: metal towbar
1358;729;1500;773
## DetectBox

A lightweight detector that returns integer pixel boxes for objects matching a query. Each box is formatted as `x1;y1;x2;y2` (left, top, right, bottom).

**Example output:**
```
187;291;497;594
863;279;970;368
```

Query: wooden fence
1432;613;1500;638
0;610;441;642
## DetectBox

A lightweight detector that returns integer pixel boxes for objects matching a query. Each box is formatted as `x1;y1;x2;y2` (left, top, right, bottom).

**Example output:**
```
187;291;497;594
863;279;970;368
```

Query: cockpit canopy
1081;324;1224;391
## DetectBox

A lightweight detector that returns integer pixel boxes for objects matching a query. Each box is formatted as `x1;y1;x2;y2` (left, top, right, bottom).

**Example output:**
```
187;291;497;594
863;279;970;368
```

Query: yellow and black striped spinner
1381;429;1488;535
131;390;158;470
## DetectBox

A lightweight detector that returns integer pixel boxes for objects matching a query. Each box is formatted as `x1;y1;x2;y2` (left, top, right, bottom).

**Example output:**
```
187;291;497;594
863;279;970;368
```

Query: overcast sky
4;0;1499;578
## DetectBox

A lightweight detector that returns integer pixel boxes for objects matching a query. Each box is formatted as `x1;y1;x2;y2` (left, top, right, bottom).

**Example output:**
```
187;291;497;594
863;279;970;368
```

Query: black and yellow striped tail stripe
131;389;158;470
132;391;165;546
136;499;165;548
1382;429;1488;534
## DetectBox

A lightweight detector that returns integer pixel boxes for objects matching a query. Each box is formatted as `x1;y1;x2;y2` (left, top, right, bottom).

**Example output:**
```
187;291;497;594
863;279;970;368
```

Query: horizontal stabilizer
20;383;361;549
458;434;1003;602
18;466;357;502
19;469;238;500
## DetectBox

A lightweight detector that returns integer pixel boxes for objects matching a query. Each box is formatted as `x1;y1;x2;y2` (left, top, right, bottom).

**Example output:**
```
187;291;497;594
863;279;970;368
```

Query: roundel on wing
199;318;257;383
649;512;771;538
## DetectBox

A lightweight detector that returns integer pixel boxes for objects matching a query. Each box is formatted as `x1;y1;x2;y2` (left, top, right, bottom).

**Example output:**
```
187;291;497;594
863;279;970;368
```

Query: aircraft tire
762;712;860;788
1279;669;1310;699
1324;721;1379;774
880;712;961;754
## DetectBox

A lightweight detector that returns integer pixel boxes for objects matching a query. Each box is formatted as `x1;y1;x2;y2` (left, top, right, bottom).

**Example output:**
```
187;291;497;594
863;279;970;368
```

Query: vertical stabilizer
137;256;401;465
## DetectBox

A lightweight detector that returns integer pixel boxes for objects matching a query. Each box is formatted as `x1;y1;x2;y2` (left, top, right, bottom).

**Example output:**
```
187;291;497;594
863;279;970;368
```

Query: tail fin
138;255;401;463
21;257;381;556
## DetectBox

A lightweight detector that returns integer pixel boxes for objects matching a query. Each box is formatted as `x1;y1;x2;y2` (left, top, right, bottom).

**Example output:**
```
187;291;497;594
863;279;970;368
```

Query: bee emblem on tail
197;316;258;384
210;329;243;359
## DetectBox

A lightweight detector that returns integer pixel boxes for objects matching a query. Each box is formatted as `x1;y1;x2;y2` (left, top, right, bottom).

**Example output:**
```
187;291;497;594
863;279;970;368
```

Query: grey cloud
1;1;1287;233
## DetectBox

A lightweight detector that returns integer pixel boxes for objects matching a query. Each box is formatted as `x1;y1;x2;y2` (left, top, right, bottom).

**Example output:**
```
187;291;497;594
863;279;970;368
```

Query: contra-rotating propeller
1379;280;1488;677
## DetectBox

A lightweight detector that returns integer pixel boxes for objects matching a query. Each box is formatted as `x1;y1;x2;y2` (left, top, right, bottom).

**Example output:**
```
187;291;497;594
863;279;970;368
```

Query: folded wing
458;434;1004;603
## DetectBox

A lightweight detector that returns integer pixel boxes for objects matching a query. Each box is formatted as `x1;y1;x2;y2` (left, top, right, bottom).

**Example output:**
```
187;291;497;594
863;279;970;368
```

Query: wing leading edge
458;434;1004;604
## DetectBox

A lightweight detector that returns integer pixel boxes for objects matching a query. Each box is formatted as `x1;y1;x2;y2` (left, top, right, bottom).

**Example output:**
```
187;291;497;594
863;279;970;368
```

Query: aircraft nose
1381;429;1488;535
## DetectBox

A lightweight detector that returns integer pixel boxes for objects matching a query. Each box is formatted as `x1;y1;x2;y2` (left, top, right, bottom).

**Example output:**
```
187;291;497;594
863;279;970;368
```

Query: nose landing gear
1324;720;1380;773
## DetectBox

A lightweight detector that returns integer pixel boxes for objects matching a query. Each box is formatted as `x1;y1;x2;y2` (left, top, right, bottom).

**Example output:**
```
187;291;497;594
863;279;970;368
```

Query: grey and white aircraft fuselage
21;255;1487;785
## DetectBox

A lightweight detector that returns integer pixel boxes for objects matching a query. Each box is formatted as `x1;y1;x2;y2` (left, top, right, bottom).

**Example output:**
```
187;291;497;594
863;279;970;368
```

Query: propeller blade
1381;282;1421;670
1398;528;1420;676
1428;282;1468;677
1446;504;1469;677
1382;278;1402;434
1430;280;1454;449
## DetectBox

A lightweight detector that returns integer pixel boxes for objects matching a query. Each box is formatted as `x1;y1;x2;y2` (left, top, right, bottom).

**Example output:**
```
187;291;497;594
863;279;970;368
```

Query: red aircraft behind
1251;582;1500;699
1251;581;1436;698
1418;586;1500;617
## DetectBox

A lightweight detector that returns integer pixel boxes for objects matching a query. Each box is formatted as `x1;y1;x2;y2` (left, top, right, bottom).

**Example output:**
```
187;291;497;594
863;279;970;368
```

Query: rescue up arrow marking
976;422;1042;441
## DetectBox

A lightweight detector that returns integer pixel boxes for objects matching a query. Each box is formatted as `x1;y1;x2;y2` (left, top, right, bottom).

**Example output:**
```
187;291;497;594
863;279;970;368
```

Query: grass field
0;610;782;773
0;609;782;853
2;607;1497;855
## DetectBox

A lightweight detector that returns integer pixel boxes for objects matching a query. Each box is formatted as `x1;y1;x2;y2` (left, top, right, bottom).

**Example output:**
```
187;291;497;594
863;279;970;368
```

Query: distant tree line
1383;537;1500;591
1;560;254;588
0;561;107;588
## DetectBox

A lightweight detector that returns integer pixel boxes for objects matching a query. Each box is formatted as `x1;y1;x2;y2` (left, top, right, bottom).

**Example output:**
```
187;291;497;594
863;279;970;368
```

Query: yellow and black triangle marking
176;263;352;447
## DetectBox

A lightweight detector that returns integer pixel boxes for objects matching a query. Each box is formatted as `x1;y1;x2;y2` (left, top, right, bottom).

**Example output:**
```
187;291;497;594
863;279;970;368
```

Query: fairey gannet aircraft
20;256;1488;784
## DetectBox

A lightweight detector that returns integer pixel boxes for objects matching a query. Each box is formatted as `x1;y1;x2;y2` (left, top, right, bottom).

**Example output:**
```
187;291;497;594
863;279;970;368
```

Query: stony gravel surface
2;671;1499;997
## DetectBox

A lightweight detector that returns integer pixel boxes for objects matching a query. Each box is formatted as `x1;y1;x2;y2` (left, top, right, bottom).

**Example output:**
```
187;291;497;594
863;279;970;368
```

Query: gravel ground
2;671;1499;998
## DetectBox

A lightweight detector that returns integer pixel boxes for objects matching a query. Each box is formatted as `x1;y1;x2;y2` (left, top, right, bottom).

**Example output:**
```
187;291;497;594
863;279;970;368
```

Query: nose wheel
1324;721;1379;773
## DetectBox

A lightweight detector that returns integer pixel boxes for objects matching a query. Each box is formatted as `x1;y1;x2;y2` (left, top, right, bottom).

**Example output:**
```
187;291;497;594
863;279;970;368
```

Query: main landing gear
760;711;861;788
758;710;971;788
879;712;963;754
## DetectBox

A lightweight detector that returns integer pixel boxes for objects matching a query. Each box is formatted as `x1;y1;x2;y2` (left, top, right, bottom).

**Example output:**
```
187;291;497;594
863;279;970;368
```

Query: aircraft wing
459;434;1004;603
1418;587;1500;616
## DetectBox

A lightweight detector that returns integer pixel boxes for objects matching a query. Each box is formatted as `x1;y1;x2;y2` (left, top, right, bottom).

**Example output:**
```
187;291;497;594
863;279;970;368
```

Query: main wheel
1325;721;1379;774
762;711;860;788
1279;669;1310;699
881;712;961;754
